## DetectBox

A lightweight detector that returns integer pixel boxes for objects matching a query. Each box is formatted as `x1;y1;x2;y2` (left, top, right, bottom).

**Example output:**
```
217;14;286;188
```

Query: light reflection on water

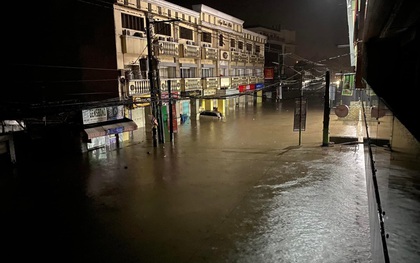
219;148;372;263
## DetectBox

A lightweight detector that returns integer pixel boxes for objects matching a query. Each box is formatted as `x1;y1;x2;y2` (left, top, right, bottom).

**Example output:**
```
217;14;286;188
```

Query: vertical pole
168;80;173;142
155;69;165;144
298;71;303;146
146;15;157;147
278;52;282;100
322;71;331;146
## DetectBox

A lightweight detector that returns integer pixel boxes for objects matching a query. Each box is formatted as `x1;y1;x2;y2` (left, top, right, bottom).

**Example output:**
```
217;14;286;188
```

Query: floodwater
3;90;375;262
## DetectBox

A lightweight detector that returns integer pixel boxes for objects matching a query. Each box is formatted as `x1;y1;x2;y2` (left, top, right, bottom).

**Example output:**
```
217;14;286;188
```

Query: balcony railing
180;44;200;58
231;51;240;62
202;47;218;60
181;78;202;91
154;40;179;56
160;78;181;92
202;77;219;89
249;54;258;63
121;33;148;55
126;76;263;97
128;79;150;96
239;53;249;63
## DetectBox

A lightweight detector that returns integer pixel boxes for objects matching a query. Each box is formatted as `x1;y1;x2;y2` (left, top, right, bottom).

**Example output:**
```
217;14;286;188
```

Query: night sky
167;0;351;71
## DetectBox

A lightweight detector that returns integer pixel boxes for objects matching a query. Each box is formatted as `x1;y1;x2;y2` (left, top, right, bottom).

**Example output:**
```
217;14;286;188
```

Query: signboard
82;105;124;125
293;98;307;131
238;84;255;93
342;73;355;96
264;67;274;80
255;83;264;90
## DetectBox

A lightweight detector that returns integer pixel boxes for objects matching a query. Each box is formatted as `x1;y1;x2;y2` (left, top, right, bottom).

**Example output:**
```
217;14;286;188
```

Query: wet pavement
2;90;419;262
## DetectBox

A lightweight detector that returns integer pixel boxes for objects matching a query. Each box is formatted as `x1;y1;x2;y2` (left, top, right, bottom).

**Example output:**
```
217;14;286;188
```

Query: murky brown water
3;91;377;262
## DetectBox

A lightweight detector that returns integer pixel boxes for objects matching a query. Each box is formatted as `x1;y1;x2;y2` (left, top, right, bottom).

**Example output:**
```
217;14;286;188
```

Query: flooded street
4;91;373;262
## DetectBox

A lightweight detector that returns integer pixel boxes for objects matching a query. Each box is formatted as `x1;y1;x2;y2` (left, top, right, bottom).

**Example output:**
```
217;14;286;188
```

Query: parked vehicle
199;110;223;120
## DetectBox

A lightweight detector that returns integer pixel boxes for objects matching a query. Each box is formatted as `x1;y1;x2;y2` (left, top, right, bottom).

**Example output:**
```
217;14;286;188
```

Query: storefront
82;105;138;151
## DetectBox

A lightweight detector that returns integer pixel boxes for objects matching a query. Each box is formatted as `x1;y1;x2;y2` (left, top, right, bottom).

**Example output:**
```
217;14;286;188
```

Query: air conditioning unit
123;29;131;36
133;32;144;38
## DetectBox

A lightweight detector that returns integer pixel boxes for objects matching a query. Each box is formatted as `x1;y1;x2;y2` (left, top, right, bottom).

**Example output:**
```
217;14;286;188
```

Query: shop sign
106;126;124;135
255;83;264;90
239;84;255;93
264;67;274;80
82;105;124;124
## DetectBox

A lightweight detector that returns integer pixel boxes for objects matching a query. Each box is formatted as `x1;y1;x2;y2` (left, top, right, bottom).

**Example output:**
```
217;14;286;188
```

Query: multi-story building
2;0;267;160
115;1;267;133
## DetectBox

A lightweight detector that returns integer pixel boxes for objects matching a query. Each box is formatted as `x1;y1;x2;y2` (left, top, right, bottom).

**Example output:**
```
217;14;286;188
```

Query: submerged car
199;110;223;120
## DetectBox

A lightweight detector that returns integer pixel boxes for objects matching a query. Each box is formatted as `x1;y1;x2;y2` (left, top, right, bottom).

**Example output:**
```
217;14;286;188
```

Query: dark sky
167;0;351;70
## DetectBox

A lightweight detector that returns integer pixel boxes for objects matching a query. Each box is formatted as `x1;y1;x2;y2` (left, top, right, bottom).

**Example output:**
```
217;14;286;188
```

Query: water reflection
5;92;378;262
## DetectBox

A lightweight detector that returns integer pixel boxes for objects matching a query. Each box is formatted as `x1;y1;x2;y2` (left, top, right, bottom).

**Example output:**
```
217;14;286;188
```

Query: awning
84;127;106;139
84;120;138;139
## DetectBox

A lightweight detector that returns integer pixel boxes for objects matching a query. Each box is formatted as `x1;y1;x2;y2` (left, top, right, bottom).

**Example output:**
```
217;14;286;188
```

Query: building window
246;43;252;52
201;68;214;78
230;39;235;48
202;32;211;43
159;67;177;78
219;34;224;47
180;67;196;78
238;41;243;50
179;26;193;40
121;14;145;31
154;22;171;36
256;45;261;53
219;68;228;77
168;9;171;17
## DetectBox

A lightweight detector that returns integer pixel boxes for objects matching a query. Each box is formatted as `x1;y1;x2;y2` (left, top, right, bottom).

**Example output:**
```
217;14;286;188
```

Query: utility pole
277;53;282;100
145;15;158;147
322;71;331;146
298;70;303;146
168;80;174;142
145;16;180;147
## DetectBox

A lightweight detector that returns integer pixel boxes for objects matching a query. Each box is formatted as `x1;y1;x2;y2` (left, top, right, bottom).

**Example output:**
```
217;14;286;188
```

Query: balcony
249;76;257;83
202;47;218;60
128;79;150;96
154;40;179;57
202;77;219;89
121;32;147;54
239;52;249;63
220;76;231;89
180;44;200;58
181;78;202;92
231;51;240;62
249;55;258;63
160;78;181;93
231;76;249;87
